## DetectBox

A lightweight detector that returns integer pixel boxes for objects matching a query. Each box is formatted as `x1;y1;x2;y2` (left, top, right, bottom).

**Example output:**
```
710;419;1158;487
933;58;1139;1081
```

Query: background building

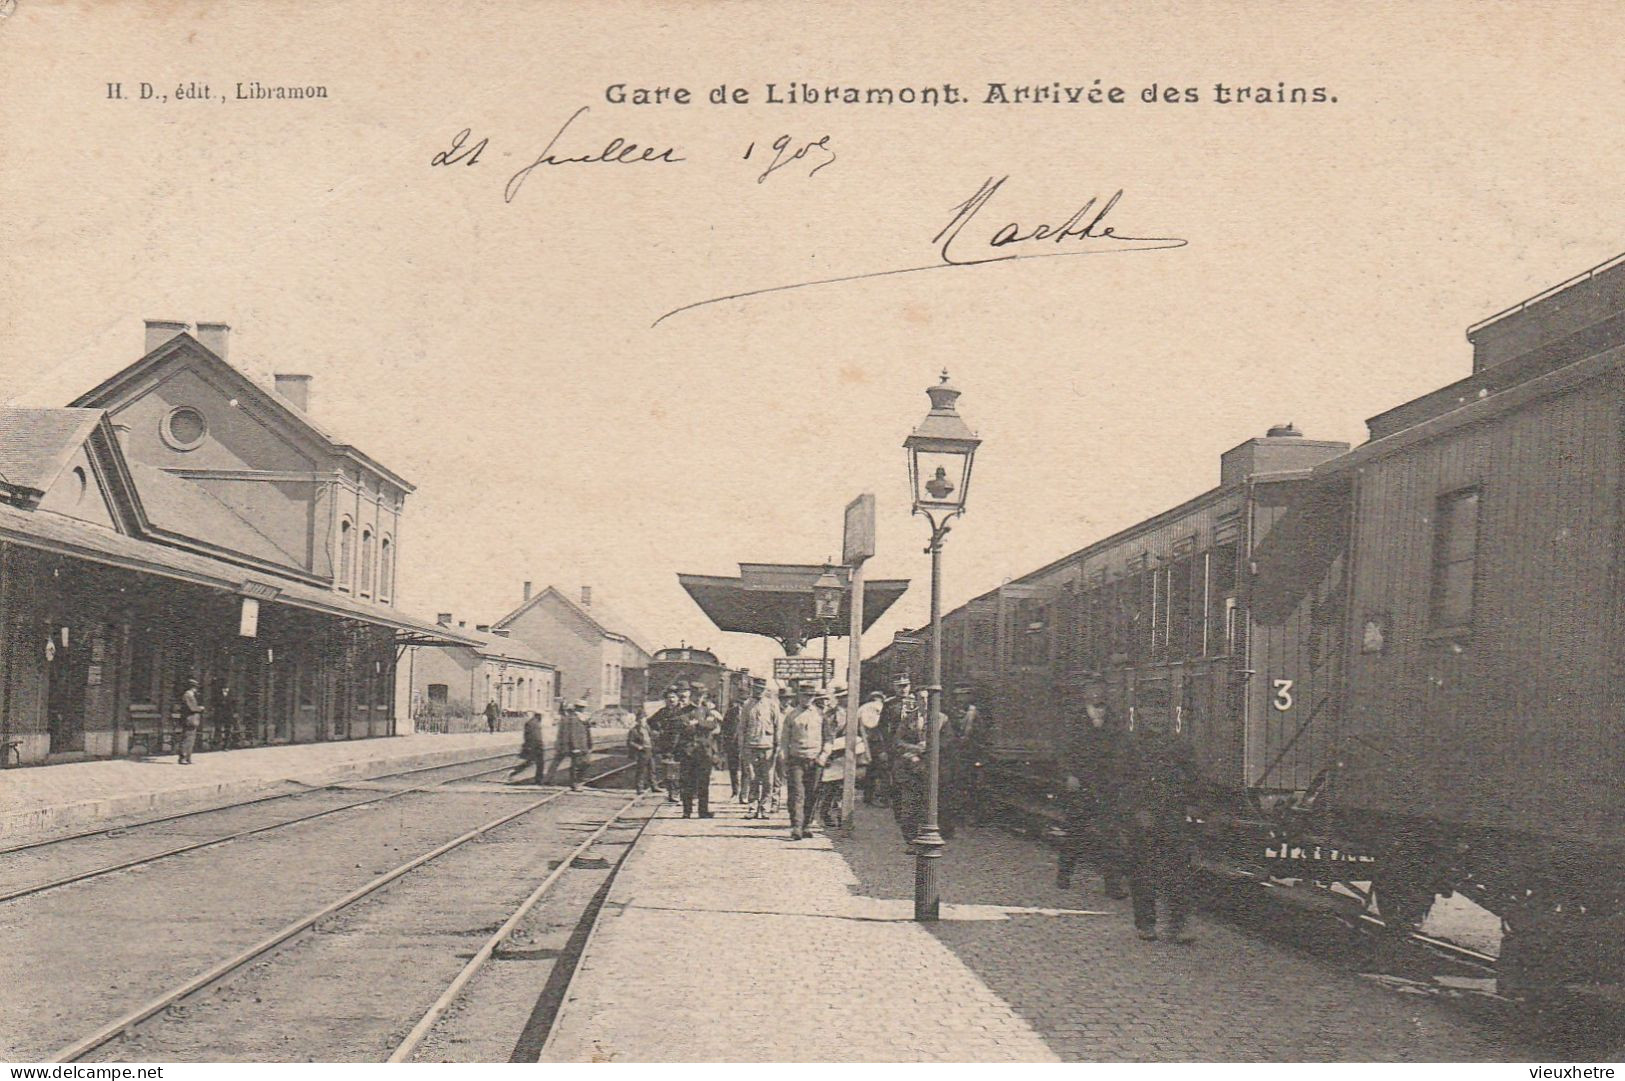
493;583;651;714
399;617;558;732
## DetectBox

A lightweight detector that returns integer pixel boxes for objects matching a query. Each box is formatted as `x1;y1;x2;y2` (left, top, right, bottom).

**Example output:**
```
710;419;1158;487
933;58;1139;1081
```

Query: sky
3;0;1623;681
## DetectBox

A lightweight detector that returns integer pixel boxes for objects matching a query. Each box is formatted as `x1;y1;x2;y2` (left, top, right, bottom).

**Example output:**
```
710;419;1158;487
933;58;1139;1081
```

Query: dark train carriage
646;645;745;710
1303;254;1625;989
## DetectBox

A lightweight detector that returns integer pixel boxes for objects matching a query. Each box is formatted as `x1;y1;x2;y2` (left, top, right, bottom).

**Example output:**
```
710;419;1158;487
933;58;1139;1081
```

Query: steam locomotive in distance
645;645;751;713
867;251;1625;997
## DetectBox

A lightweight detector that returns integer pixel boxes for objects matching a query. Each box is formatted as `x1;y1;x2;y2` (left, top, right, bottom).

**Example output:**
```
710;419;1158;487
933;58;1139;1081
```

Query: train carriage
887;249;1625;994
645;646;749;713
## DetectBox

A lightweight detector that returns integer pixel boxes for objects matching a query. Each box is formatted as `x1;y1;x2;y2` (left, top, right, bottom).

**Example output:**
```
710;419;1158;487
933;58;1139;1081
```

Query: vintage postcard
1;0;1622;1068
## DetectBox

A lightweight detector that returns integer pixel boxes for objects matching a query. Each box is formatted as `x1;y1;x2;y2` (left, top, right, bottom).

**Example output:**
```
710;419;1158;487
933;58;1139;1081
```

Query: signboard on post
238;596;260;638
773;656;835;683
843;493;875;566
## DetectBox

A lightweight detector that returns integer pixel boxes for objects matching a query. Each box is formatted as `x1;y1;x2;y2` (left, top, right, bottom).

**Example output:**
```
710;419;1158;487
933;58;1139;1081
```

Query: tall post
914;522;946;922
841;559;865;830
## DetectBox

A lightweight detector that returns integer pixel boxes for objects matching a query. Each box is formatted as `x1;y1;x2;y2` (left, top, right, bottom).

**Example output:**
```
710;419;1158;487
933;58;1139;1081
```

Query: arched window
360;529;374;598
378;536;393;604
338;519;354;592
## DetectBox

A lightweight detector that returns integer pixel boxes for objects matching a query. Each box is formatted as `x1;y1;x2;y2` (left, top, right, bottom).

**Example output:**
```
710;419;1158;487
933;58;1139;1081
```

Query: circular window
69;466;87;504
162;406;207;451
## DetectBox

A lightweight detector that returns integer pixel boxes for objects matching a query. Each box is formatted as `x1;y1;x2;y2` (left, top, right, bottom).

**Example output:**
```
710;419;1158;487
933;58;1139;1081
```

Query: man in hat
857;690;887;805
676;684;721;818
1115;699;1200;942
878;673;917;823
646;685;687;803
740;680;781;819
778;681;828;840
549;700;594;790
178;676;205;764
512;710;549;785
1058;683;1127;896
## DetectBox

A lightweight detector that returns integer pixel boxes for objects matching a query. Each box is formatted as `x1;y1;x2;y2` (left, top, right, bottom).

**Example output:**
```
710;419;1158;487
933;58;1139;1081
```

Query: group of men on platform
1057;682;1200;944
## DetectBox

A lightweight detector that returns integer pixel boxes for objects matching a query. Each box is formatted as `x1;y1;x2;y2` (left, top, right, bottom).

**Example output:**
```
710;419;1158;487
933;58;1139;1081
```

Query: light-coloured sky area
3;1;1622;680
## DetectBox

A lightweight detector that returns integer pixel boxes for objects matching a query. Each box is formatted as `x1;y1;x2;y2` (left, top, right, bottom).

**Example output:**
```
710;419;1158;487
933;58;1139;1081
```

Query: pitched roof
124;459;312;576
493;585;652;655
65;331;414;493
0;408;106;497
465;628;555;667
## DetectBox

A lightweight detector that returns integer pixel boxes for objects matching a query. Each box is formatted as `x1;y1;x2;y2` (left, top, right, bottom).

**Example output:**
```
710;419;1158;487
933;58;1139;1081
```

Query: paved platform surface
0;732;521;839
543;780;1524;1062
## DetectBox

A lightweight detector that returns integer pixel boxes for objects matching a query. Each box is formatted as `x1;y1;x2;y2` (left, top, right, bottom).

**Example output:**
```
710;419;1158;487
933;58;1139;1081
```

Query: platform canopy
678;563;910;655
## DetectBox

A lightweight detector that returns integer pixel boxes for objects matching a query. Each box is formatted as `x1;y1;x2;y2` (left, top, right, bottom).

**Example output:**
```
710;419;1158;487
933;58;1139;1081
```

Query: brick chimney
274;373;312;413
144;319;190;354
580;586;592;607
195;322;230;360
523;580;533;603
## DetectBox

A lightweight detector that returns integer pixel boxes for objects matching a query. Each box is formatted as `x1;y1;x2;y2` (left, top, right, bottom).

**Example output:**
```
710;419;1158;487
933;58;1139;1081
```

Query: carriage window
1167;557;1194;659
1208;543;1238;655
1430;488;1480;631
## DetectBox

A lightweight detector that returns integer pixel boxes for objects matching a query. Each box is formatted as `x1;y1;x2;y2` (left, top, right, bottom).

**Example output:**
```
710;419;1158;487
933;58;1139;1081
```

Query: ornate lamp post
903;370;980;921
813;562;843;684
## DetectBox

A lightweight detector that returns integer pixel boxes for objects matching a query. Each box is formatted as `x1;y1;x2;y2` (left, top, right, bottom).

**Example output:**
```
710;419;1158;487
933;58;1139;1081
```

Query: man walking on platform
646;686;686;803
511;710;548;785
857;691;886;805
676;686;719;818
1057;684;1127;897
626;709;657;794
1116;704;1200;942
549;700;593;790
741;681;780;819
720;696;744;801
778;681;827;840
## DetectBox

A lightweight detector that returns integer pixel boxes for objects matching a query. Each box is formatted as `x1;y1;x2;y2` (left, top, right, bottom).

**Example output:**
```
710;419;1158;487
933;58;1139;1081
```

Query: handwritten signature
653;176;1187;326
501;106;684;204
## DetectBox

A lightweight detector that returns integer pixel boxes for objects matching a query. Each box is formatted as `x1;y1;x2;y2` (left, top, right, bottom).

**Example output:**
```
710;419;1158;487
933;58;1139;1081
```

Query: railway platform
0;732;522;840
543;782;1527;1062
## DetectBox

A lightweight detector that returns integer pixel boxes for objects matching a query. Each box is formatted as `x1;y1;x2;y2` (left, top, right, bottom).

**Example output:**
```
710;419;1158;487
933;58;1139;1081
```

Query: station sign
773;657;835;683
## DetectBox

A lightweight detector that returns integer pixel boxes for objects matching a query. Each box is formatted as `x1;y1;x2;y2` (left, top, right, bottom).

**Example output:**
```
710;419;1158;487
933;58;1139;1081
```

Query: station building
493;583;651;714
0;320;475;765
400;617;559;730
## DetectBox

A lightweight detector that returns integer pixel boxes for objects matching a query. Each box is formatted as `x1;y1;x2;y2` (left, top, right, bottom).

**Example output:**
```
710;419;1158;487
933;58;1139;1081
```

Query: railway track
47;759;640;1063
0;754;536;905
392;795;660;1062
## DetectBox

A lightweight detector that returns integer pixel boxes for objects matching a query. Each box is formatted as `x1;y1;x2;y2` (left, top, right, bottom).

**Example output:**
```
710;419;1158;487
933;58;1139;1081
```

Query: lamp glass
813;570;843;621
909;446;974;513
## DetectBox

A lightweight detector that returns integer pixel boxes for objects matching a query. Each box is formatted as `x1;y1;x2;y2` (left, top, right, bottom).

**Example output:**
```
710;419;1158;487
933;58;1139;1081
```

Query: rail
388;791;648;1061
47;759;635;1063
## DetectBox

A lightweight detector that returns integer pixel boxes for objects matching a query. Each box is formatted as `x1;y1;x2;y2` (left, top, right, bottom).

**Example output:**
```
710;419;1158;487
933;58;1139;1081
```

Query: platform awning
0;502;481;647
678;563;909;649
1248;474;1353;625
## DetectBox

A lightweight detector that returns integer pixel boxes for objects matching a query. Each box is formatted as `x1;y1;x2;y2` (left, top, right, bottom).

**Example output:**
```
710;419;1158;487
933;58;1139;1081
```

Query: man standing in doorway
178;677;204;765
